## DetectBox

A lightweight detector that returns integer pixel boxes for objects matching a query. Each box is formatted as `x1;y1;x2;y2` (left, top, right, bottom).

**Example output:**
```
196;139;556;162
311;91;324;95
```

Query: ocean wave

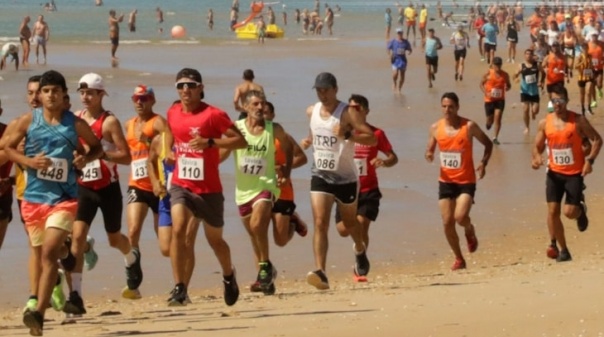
89;40;152;45
160;40;200;45
0;37;19;43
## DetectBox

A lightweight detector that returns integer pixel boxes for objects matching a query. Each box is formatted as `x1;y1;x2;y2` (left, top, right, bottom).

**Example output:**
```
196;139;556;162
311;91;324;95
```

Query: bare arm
531;119;547;169
146;135;166;197
289;134;307;168
424;123;438;163
342;106;377;146
3;113;51;170
578;115;602;176
505;72;512;91
468;121;493;179
274;123;293;180
73;118;104;169
299;105;314;150
233;87;245;113
479;72;488;94
102;116;132;165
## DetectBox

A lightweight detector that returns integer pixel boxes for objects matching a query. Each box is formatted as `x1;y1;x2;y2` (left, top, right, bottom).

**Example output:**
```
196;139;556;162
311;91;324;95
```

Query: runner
334;94;398;282
542;42;567;110
531;86;602;262
222;90;293;295
2;70;103;336
482;15;499;64
479;57;512;144
425;92;493;271
122;84;168;298
562;26;577;80
514;49;544;134
387;28;413;93
425;28;443;88
586;33;604;103
65;73;140;314
575;42;596;115
300;72;376;290
166;68;246;306
506;15;520;63
450;24;470;82
0;100;13;250
474;12;486;61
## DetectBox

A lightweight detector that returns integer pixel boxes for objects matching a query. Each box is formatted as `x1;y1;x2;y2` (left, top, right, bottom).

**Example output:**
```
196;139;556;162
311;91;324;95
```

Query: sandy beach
2;18;604;336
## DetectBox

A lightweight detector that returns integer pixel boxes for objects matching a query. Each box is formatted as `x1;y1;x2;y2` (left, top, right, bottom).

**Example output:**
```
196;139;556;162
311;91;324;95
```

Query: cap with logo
78;73;107;95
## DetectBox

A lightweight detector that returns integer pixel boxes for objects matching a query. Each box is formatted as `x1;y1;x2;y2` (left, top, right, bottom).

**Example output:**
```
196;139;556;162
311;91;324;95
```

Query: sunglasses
175;82;201;90
551;98;566;105
131;95;152;103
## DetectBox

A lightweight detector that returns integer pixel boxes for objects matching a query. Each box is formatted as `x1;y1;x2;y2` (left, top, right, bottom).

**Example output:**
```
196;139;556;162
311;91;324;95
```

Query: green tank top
234;119;280;205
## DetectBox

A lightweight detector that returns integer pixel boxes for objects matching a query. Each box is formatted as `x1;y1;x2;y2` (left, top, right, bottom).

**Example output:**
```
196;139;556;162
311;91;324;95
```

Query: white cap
78;73;107;94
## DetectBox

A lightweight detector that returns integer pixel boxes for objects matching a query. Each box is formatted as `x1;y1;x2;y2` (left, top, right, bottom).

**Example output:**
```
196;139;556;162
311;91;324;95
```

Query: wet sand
1;29;604;336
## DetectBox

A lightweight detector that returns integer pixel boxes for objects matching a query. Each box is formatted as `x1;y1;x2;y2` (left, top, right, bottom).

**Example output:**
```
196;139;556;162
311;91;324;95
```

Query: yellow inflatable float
235;23;284;39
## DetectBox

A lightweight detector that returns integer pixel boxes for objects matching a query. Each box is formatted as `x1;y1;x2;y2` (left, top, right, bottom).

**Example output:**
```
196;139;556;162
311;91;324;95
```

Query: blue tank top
520;62;540;96
24;108;79;205
425;37;439;57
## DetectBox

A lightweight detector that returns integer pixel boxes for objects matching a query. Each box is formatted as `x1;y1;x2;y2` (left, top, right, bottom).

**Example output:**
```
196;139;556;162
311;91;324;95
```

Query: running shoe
63;291;87;315
451;258;466;271
354;245;370;277
250;281;263;293
60;238;76;272
23;298;37;314
353;270;368;283
546;244;559;259
577;200;589;232
23;310;44;337
306;270;330;290
431;73;436;81
598;88;603;99
480;57;485;62
291;215;308;237
223;270;240;306
492;138;500;145
121;286;142;300
167;283;187;307
126;248;143;290
590;100;597;108
465;227;479;253
50;270;66;311
84;236;99;271
556;248;572;262
257;261;276;291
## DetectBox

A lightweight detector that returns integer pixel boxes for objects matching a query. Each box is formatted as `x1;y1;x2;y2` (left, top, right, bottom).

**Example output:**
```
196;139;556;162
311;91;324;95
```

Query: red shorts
406;20;416;27
237;190;274;218
22;199;77;247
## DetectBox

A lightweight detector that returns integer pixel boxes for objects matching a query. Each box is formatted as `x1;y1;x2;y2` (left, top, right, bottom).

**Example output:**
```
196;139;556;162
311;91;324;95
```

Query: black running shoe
257;261;276;291
306;270;329;290
556;248;572;262
263;283;276;296
23;310;43;336
577;200;589;232
354;247;370;277
126;249;143;290
167;283;187;307
63;291;87;315
223;270;240;306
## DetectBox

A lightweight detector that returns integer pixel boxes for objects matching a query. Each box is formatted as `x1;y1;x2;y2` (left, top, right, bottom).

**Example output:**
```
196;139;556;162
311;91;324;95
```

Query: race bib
592;58;600;67
440;152;462;169
564;48;574;56
524;74;536;84
177;157;204;181
131;158;148;180
552;148;574;166
490;88;503;98
238;156;267;176
354;158;367;176
396;47;406;55
81;159;101;182
37;158;68;183
314;149;339;171
583;68;594;77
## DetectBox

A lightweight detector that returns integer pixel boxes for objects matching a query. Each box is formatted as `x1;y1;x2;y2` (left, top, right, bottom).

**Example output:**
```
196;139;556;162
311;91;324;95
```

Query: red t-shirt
167;101;233;194
354;125;393;193
475;17;486;36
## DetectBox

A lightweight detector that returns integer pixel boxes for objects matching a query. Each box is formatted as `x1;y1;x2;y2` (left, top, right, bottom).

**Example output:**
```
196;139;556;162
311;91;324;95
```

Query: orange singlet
483;69;507;102
274;138;293;201
436;118;476;184
545;112;585;175
546;54;566;84
588;42;604;71
127;114;159;191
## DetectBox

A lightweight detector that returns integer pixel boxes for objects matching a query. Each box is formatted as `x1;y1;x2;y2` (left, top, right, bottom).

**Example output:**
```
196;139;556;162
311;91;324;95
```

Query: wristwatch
207;138;215;148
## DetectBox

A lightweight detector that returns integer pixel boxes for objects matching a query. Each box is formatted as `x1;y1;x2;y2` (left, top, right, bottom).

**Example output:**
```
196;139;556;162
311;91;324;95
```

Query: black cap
176;68;202;83
493;56;503;65
313;72;337;89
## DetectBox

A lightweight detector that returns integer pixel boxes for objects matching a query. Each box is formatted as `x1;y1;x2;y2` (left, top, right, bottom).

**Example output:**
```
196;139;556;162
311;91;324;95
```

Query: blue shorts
392;57;407;71
158;194;171;227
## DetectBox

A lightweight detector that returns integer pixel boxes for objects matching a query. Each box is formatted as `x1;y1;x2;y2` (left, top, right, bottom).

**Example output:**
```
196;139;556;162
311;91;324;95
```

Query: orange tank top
127;114;159;191
588;43;603;70
546;54;566;84
274;138;294;201
436;118;476;184
484;69;506;102
546;112;585;175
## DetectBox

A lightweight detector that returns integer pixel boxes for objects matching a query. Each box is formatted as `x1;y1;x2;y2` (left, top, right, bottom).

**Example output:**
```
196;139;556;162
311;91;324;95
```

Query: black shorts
169;185;225;227
485;100;505;116
17;198;24;224
272;199;296;216
546;81;565;94
76;181;123;233
425;55;439;67
438;182;476;200
127;186;159;214
0;193;13;222
546;170;583;205
520;93;540;103
335;188;382;223
310;176;358;205
454;49;467;61
110;37;119;46
595;69;604;78
484;43;497;53
578;79;593;88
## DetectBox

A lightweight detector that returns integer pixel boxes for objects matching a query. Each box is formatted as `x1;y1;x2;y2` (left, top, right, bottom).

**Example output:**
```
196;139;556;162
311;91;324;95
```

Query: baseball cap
175;68;202;83
313;72;337;89
396;27;403;33
493;57;503;65
78;73;107;94
133;84;154;97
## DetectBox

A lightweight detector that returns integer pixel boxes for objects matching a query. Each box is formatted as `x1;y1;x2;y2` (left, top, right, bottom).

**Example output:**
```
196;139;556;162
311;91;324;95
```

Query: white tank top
310;101;357;184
